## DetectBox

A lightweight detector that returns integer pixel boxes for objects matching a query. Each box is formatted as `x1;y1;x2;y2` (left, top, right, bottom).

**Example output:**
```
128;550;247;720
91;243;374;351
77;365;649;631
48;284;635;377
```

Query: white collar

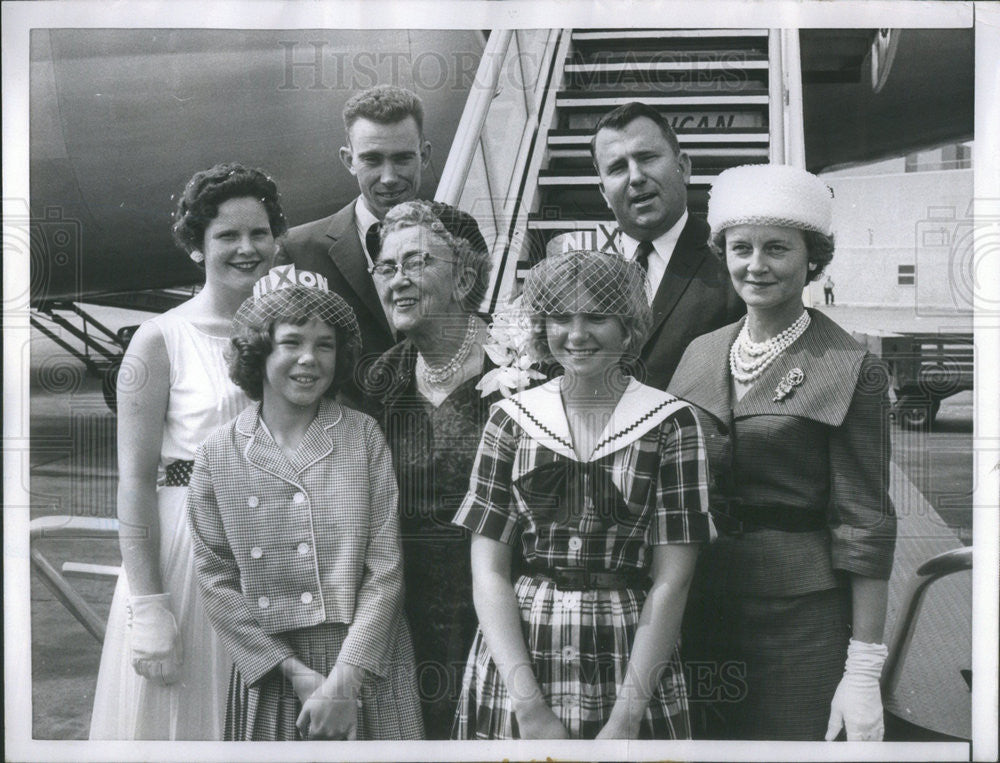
621;209;688;260
496;377;689;462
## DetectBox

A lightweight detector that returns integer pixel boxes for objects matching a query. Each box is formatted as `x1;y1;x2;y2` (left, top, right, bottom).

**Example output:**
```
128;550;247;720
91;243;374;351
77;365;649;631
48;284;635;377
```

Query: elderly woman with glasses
361;199;497;739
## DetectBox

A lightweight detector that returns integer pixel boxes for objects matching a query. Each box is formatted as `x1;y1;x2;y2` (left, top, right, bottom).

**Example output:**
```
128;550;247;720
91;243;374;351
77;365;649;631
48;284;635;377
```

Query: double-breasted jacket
186;400;403;686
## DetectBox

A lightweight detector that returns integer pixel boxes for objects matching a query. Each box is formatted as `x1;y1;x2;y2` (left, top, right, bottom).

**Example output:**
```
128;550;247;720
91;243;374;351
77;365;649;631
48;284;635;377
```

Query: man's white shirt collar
621;209;688;303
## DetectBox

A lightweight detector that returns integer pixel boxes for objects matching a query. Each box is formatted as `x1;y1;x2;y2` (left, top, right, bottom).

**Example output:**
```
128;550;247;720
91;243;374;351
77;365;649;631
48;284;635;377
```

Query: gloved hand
825;638;888;741
127;592;183;686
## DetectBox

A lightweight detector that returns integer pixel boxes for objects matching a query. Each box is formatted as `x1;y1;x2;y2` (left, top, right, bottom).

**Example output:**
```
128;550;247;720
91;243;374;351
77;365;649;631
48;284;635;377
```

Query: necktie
365;222;381;262
633;240;654;273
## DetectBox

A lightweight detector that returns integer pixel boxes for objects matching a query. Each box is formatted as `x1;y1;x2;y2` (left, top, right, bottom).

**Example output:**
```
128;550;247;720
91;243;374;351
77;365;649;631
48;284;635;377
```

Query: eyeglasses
369;252;455;280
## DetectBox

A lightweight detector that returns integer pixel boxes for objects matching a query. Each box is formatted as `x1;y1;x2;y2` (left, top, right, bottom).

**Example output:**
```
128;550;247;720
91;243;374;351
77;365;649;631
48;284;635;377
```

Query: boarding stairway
436;28;808;307
532;29;772;256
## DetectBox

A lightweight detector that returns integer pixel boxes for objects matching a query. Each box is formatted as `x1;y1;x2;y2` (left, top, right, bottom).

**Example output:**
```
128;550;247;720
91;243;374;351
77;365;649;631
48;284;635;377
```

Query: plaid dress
452;378;710;739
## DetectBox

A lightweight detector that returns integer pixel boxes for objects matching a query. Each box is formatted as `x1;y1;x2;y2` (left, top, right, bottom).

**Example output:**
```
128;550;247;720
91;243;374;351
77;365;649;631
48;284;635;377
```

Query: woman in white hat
669;164;896;741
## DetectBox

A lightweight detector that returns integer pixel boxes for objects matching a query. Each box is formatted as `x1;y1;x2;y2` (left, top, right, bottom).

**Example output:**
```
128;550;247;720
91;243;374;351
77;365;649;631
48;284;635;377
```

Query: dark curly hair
227;288;361;401
171;162;288;257
710;227;835;284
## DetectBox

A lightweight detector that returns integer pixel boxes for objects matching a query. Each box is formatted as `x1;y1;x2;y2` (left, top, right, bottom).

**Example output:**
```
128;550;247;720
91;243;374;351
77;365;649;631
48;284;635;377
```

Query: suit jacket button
247;496;259;508
297;542;310;555
293;492;306;504
257;596;270;609
300;591;314;605
251;547;263;559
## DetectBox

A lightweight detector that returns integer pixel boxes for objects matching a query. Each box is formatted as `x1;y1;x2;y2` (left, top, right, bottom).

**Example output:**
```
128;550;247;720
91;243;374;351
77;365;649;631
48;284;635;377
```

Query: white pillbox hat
706;163;834;238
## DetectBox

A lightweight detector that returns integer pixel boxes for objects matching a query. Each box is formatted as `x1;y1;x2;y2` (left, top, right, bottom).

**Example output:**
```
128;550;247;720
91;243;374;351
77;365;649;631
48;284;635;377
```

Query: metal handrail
767;29;785;164
435;30;514;206
881;546;973;698
30;516;121;642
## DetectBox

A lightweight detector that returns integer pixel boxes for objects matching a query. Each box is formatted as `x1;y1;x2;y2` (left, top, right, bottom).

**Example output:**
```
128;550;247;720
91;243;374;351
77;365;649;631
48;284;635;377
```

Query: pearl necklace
729;311;811;383
418;315;479;385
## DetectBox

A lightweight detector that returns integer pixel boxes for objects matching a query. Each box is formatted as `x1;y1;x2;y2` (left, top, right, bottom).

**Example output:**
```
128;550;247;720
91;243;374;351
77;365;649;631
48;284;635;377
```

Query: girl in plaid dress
186;267;423;740
452;250;710;739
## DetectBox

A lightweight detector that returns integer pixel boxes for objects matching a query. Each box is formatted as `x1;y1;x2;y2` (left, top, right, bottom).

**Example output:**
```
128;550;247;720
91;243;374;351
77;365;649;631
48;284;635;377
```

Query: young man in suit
590;102;744;389
282;85;432;397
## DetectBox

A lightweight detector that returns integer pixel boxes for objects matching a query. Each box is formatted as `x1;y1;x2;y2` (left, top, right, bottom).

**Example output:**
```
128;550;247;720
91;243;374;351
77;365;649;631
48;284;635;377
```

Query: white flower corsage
476;298;545;398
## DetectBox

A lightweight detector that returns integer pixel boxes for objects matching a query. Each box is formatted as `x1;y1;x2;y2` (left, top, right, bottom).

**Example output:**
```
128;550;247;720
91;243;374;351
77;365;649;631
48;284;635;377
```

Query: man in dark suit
590;102;744;389
282;85;431;396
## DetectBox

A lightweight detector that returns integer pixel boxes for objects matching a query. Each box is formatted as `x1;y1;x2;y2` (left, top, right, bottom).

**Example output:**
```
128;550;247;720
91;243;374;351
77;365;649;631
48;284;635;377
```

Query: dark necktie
365;222;381;262
634;240;654;273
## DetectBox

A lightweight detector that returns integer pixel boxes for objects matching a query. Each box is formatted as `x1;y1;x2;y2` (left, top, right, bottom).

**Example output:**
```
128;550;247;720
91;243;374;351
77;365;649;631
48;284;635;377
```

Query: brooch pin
773;368;805;402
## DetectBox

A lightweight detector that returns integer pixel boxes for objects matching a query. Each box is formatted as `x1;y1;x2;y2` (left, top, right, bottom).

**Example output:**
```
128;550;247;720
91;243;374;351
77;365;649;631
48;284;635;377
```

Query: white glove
825;638;888;741
127;593;183;686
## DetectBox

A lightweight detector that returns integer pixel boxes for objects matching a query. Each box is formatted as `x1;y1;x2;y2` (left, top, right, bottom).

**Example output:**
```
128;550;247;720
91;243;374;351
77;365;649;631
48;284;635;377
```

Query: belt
710;503;825;535
525;564;650;591
163;459;195;487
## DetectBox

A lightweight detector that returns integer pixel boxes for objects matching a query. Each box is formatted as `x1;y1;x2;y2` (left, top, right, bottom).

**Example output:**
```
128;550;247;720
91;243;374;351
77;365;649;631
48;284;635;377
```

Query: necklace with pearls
418;315;479;385
729;311;811;383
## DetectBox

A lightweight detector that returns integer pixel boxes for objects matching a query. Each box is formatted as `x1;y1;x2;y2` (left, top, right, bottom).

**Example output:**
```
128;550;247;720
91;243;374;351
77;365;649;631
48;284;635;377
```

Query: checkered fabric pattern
187;399;405;687
453;404;710;571
225;620;423;740
454;575;690;739
451;391;708;739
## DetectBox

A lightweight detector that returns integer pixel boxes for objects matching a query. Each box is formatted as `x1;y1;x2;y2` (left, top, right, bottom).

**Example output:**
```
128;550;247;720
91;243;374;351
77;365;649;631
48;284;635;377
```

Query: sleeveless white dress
89;311;248;740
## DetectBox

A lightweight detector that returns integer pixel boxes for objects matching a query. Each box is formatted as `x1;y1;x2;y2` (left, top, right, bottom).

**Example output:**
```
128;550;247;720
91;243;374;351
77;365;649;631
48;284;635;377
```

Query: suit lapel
237;404;303;487
733;310;866;426
645;215;710;342
324;202;392;337
668;321;739;428
289;400;343;473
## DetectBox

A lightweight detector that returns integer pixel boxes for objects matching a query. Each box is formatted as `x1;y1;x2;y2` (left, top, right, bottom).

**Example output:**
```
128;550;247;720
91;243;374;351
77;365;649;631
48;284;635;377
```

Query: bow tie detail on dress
513;460;631;529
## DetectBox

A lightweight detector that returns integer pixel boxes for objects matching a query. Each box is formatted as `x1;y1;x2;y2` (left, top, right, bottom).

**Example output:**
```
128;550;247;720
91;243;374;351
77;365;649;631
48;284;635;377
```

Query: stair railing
768;28;806;168
434;29;568;311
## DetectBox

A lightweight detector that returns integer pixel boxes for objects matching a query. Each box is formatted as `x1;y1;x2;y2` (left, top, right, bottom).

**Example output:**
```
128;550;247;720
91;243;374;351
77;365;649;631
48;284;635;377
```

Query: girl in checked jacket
186;265;423;740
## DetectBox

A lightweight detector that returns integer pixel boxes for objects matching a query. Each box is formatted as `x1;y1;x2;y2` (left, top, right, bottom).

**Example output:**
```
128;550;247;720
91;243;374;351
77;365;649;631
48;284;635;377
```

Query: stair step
565;59;769;74
572;29;768;42
548;146;769;160
548;128;769;146
556;90;770;108
528;218;616;230
538;170;717;187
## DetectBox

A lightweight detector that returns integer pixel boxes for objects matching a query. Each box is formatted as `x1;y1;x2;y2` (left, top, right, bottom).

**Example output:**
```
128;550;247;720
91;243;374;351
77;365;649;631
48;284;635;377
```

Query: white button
568;536;583;551
250;547;263;559
257;596;269;609
247;496;259;508
300;591;314;604
561;645;577;661
293;492;305;504
297;542;310;555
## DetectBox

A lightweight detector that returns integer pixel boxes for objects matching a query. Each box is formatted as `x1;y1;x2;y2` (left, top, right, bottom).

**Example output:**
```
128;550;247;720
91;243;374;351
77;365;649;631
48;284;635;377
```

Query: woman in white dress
89;163;287;740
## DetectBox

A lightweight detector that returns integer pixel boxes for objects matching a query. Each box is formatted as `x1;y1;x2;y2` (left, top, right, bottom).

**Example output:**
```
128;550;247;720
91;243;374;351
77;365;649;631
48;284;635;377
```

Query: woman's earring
189;250;205;264
808;262;818;271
